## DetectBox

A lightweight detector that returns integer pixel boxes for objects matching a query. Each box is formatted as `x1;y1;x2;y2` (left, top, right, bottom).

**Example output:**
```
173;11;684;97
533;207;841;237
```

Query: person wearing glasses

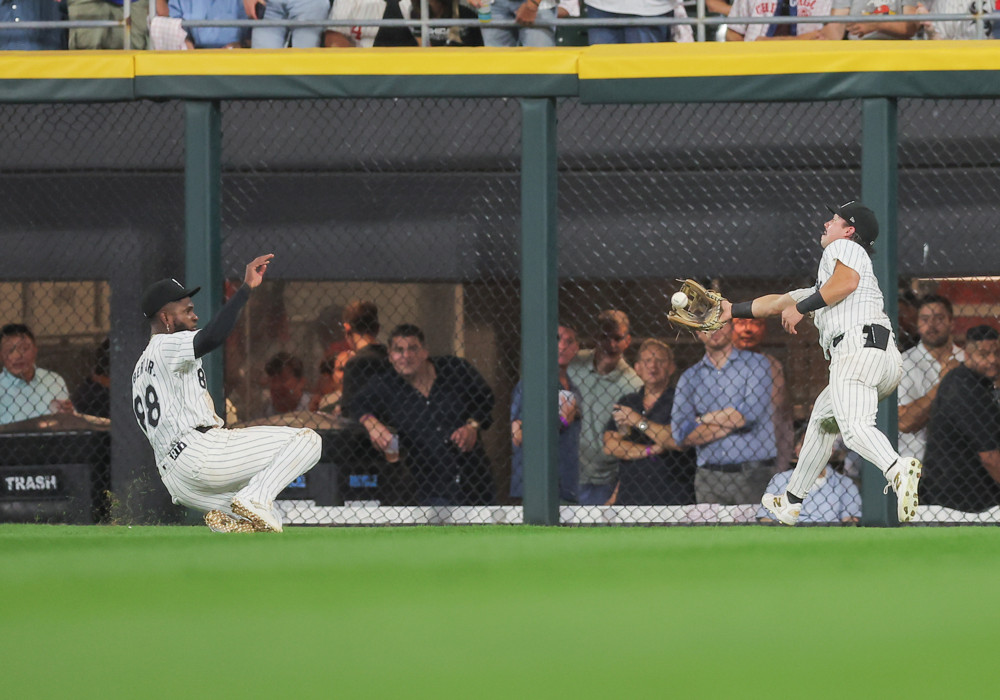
567;310;643;506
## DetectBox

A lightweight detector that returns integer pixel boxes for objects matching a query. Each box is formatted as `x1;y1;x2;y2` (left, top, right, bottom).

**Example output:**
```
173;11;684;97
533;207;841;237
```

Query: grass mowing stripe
1;525;996;698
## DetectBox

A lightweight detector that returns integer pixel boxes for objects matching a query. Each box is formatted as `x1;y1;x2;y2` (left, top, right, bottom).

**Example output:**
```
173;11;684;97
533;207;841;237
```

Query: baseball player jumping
132;254;321;533
720;201;921;525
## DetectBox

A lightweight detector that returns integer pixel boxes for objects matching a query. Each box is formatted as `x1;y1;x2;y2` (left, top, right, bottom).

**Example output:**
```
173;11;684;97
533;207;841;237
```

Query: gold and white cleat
761;492;801;526
231;496;283;533
204;510;257;533
885;457;922;523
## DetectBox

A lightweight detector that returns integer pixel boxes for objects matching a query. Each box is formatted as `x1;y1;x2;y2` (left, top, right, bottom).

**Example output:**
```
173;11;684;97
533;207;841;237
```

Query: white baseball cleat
231;496;283;533
885;457;922;523
761;492;801;526
204;510;257;533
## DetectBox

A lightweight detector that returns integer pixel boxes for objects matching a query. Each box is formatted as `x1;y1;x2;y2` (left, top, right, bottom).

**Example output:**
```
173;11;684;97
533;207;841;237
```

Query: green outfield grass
1;524;996;699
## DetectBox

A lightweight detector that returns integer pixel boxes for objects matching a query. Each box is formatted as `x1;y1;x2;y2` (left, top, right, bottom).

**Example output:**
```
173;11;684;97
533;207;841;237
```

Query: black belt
831;324;890;350
194;425;214;433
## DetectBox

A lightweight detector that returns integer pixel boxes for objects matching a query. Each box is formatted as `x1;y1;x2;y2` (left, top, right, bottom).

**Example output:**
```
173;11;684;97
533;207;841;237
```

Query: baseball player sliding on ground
132;254;321;533
719;201;921;525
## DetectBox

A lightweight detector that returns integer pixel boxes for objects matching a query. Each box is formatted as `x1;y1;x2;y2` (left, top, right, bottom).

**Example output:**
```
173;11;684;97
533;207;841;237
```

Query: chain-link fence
1;94;998;527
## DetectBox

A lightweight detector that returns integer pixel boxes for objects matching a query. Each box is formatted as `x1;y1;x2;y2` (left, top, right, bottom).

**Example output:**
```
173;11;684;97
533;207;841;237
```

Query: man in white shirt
726;0;841;40
898;294;963;463
0;324;73;425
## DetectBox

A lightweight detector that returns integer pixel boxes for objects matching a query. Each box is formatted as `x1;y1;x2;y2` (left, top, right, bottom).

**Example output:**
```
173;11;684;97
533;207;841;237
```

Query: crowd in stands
1;0;996;51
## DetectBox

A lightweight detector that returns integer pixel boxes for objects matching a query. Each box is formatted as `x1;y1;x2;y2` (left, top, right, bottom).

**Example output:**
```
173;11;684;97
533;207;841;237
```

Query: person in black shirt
603;339;696;506
339;300;389;419
355;324;495;506
72;338;111;419
921;324;1000;513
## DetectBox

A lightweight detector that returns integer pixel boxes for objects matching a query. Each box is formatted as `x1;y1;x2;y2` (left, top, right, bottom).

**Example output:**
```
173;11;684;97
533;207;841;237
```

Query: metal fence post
860;97;899;527
520;97;560;526
184;100;225;417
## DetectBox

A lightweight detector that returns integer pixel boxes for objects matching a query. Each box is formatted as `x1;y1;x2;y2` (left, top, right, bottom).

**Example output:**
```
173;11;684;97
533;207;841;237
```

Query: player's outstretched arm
721;293;794;324
191;254;271;359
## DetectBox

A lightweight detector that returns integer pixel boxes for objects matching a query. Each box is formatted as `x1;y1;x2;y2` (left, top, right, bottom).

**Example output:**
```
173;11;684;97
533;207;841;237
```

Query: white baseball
671;292;688;309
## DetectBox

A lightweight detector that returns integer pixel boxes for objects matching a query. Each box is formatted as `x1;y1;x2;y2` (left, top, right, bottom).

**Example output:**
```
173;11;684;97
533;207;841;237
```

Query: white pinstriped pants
159;426;321;515
787;327;903;499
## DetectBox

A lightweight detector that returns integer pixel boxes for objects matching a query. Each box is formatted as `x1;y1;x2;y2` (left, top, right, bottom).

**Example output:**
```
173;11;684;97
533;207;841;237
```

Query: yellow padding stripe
578;41;1000;80
3;43;997;82
0;51;135;80
134;47;583;77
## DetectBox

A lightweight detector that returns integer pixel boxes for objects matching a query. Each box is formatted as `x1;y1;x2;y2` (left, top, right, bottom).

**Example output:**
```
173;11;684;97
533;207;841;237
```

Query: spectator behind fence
247;0;329;48
733;317;794;475
262;351;313;416
309;354;346;412
915;0;994;39
672;322;776;505
920;324;1000;513
0;0;66;50
603;339;696;506
567;310;643;506
71;338;111;419
726;0;840;40
0;323;73;425
325;0;417;47
67;0;149;49
898;294;963;464
355;324;495;506
510;323;582;504
472;0;556;47
757;429;861;523
585;0;687;44
338;300;390;419
156;0;249;49
413;0;484;45
829;0;919;40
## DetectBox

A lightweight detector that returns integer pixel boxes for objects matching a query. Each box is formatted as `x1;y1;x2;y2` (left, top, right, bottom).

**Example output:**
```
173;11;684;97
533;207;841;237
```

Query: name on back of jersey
133;359;156;384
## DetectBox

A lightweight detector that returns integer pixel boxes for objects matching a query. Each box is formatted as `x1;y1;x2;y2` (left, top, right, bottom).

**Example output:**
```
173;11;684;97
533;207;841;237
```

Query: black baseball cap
141;278;201;319
827;201;879;246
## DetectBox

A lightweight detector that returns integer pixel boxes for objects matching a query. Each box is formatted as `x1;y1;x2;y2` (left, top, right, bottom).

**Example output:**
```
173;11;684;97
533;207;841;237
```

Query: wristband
359;413;374;424
731;301;755;319
645;445;653;457
559;415;569;428
795;290;828;314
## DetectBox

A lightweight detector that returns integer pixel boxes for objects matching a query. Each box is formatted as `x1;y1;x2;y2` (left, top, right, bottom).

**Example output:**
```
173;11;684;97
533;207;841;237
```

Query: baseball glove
667;279;728;332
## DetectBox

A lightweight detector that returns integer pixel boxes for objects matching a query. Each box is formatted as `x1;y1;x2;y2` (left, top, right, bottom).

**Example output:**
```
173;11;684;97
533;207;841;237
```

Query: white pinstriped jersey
795;239;891;353
131;331;223;465
327;0;413;48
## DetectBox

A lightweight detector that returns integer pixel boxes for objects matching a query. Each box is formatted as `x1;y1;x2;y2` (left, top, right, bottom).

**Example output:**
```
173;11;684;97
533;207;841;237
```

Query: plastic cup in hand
385;433;400;463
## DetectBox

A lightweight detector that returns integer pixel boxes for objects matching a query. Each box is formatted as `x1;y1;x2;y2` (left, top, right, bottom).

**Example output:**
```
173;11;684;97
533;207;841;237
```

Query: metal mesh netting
0;101;186;524
1;96;998;527
217;98;522;524
896;98;1000;524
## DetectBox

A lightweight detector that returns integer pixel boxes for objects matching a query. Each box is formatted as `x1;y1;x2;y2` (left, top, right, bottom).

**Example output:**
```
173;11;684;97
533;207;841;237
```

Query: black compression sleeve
193;285;251;359
795;290;828;314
